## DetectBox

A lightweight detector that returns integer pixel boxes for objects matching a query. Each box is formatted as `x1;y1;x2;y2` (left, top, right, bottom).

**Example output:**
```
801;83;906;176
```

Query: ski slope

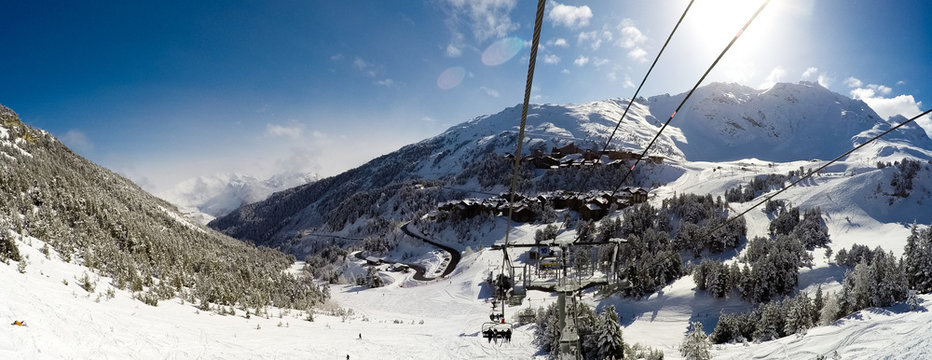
3;191;932;360
3;136;932;358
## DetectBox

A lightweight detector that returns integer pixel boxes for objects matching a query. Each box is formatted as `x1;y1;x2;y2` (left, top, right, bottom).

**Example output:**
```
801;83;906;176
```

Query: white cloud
352;57;368;70
60;129;94;153
265;124;303;139
330;54;344;61
445;44;462;57
799;67;831;87
573;56;589;66
626;48;648;63
896;80;906;86
616;19;647;49
801;67;819;80
845;76;863;88
592;57;609;67
548;2;592;29
549;38;568;47
441;0;518;42
561;68;570;74
375;78;396;88
577;31;600;50
872;84;892;96
817;73;832;88
352;56;378;77
623;74;635;88
850;84;931;137
480;86;500;97
759;66;786;89
577;27;613;51
543;54;560;64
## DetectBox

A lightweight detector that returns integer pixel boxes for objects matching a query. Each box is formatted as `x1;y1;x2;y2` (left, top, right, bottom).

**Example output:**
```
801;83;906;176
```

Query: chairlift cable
601;0;695;153
707;108;932;236
614;108;932;280
609;0;771;198
495;0;546;324
503;0;546;268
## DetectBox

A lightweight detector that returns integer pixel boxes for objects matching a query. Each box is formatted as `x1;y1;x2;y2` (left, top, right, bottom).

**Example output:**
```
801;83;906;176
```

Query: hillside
209;82;931;257
0;105;325;311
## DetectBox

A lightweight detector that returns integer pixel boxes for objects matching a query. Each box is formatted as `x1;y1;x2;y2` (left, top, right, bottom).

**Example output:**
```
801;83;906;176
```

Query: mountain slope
210;82;931;257
646;81;932;162
0;105;325;309
208;97;680;253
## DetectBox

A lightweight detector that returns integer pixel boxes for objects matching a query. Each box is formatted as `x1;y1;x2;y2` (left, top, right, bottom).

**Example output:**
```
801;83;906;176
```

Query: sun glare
686;0;771;52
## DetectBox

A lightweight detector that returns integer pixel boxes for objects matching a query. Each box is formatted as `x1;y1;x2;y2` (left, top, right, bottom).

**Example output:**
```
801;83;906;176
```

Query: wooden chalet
551;143;583;158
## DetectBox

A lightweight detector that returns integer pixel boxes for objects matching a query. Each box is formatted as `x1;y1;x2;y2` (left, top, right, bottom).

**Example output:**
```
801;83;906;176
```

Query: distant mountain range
207;82;932;255
159;171;318;224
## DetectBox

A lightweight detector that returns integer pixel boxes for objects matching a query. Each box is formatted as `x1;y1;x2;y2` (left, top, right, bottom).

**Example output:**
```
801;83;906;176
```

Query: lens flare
481;37;525;66
437;66;467;90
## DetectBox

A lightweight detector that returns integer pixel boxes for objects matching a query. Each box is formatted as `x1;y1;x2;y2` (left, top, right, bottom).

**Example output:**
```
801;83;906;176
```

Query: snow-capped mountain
209;81;932;255
159;171;318;224
648;81;932;162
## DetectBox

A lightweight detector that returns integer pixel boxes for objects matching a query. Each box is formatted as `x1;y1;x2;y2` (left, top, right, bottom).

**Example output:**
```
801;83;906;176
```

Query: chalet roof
590;197;608;205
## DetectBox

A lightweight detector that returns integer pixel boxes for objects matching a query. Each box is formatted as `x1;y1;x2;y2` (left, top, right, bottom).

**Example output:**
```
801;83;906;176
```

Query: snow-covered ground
0;233;547;359
3;214;931;360
4;154;932;359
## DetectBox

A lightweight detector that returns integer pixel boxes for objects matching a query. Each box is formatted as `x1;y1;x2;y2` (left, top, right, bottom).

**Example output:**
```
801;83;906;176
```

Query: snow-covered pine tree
869;250;907;307
754;301;785;341
905;226;932;292
850;262;872;309
0;220;22;262
819;291;840;325
783;292;813;335
812;285;824;321
593;305;624;360
906;289;921;311
795;207;830;249
680;321;712;360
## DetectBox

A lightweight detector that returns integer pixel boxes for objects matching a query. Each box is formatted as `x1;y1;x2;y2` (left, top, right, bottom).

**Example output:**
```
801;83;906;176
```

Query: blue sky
1;0;930;193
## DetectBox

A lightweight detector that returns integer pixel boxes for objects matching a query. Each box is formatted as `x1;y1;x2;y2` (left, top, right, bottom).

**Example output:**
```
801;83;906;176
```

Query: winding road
354;222;461;281
401;222;462;278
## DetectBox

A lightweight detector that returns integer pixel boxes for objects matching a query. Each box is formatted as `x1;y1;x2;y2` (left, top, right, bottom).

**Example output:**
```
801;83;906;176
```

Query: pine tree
837;276;855;318
906;290;922;311
594;305;624;360
0;224;22;262
754;301;785;341
812;285;824;322
819;292;839;325
795;207;830;249
904;224;922;289
680;322;712;360
784;293;813;335
711;312;742;344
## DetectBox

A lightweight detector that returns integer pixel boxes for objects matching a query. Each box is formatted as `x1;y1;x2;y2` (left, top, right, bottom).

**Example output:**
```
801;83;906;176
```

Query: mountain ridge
208;81;932;255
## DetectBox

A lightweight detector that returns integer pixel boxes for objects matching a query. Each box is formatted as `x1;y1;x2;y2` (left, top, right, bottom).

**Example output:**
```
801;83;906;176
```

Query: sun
684;0;773;54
